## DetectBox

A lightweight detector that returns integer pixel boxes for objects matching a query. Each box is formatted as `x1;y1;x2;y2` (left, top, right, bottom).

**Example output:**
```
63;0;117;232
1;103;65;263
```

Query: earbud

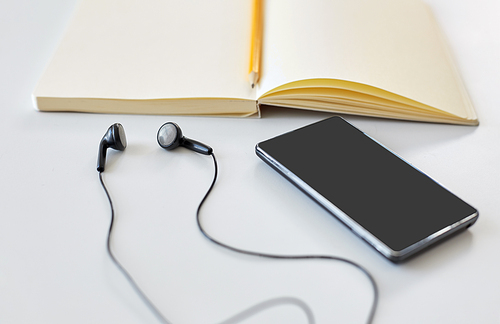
97;123;127;172
157;122;212;155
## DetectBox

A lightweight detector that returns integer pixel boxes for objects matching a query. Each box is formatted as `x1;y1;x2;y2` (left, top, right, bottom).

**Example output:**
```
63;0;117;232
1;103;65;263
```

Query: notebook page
257;0;473;119
34;0;255;101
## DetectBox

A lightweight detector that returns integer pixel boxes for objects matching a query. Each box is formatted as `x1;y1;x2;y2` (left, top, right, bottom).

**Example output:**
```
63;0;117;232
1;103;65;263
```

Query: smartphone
255;116;478;262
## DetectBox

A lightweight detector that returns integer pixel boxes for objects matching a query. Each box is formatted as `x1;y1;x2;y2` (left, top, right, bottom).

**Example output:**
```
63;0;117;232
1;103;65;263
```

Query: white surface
1;0;499;323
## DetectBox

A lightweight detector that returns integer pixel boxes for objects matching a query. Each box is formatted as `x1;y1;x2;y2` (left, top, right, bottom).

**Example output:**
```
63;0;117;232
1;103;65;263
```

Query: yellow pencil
249;0;263;88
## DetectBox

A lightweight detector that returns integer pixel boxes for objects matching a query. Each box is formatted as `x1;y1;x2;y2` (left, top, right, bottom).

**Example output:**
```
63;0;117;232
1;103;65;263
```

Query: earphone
97;122;378;324
157;122;212;155
96;123;127;172
96;122;212;171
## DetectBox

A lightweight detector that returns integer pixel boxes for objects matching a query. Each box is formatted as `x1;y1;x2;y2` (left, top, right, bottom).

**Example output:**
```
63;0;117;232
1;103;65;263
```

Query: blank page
257;0;475;120
35;0;256;101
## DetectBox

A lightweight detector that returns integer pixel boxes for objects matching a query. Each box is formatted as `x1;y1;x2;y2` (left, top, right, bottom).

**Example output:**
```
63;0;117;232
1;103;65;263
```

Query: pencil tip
249;71;258;89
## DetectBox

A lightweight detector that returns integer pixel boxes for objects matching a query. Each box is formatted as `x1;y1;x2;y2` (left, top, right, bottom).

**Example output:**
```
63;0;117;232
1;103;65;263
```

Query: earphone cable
99;172;173;324
98;152;378;324
99;170;314;324
197;153;379;324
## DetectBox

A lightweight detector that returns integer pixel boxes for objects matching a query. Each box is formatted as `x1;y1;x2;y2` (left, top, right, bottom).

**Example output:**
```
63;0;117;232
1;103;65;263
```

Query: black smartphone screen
256;117;478;262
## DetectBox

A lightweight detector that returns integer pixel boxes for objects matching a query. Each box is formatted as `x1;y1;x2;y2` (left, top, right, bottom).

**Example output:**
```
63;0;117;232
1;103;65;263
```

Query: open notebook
33;0;478;125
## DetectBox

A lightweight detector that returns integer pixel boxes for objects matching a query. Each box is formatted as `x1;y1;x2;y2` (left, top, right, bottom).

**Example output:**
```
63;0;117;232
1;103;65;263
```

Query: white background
0;0;499;323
